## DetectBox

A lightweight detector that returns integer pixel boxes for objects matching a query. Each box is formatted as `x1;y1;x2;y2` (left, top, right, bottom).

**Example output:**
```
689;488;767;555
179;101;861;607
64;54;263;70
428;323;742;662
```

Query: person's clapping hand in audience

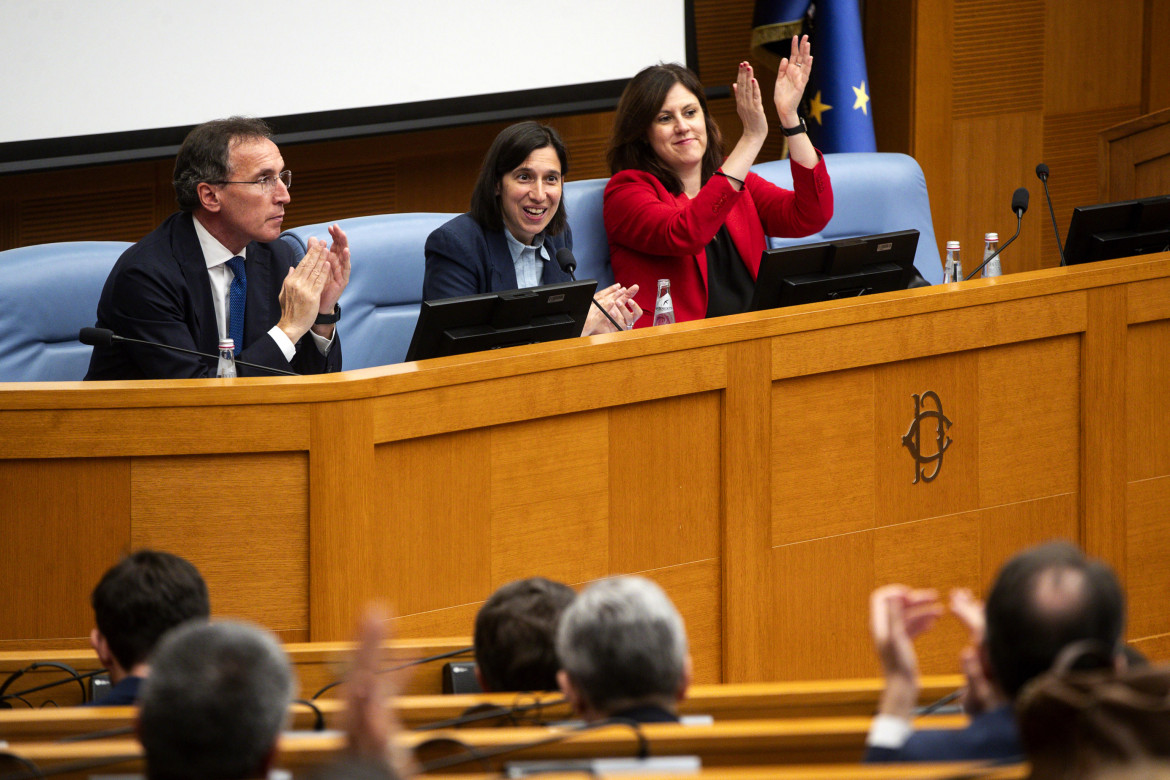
870;585;945;721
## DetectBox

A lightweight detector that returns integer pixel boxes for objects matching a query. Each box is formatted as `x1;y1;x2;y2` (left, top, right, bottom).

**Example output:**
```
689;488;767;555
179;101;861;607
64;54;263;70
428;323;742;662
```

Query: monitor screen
406;281;597;363
1064;194;1170;266
749;229;920;312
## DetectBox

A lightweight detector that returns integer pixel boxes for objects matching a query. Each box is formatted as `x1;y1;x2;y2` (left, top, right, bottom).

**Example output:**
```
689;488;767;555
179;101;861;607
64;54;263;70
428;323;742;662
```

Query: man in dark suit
864;541;1125;762
85;117;349;379
555;576;690;724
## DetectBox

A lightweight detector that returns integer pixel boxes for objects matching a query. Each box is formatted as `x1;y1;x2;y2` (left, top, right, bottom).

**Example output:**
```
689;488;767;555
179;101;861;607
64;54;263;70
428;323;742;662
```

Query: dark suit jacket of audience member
863;705;1022;763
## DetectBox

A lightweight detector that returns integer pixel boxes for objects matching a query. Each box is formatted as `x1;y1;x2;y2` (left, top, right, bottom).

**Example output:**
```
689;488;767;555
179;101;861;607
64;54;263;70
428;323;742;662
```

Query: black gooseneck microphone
78;327;299;376
964;187;1029;281
554;248;627;332
1035;163;1068;265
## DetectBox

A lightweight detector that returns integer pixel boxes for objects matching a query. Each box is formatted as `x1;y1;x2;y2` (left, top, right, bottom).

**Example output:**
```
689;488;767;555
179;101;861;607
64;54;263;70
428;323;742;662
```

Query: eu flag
752;0;877;153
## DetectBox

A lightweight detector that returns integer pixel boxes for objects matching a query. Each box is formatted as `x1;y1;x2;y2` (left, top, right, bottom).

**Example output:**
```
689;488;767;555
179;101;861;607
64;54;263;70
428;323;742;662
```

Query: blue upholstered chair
0;241;131;382
280;213;452;370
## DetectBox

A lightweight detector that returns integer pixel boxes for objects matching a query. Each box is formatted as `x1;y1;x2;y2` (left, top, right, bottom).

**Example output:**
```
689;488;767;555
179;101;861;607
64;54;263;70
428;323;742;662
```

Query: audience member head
173;116;274;212
138;620;294;780
469;120;570;241
985;540;1125;699
555;575;690;720
473;577;576;692
607;62;724;194
90;549;210;681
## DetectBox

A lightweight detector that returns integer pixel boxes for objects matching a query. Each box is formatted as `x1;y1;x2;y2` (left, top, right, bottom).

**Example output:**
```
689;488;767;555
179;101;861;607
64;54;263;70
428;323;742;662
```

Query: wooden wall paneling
721;339;774;682
1043;106;1143;265
864;0;915;155
873;351;980;527
1044;0;1144;115
1132;633;1170;663
1147;0;1170;112
489;411;610;588
370;346;726;443
130;453;309;640
0;459;130;643
770;293;1086;381
1099;108;1170;202
975;336;1079;507
950;113;1043;273
771;368;876;545
1126;319;1170;482
977;494;1080;587
392;601;482;641
0;403;309;460
640;560;723;685
693;0;755;83
309;399;377;641
607;393;722;574
1079;287;1128;577
371;431;492;617
953;1;1043;120
771;530;875;680
911;0;954;257
873;512;980;674
1124;475;1170;641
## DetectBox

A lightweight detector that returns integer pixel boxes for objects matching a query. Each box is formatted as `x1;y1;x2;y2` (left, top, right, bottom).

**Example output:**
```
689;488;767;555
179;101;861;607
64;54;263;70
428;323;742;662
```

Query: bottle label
656;292;673;310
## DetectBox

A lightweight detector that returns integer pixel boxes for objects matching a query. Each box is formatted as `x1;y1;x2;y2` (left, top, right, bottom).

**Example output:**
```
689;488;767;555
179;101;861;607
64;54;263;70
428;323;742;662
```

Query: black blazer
85;211;341;379
422;212;573;300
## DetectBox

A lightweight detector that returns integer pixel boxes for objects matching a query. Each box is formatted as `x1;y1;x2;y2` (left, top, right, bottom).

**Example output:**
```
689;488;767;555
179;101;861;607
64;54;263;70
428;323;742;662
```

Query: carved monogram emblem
902;391;952;484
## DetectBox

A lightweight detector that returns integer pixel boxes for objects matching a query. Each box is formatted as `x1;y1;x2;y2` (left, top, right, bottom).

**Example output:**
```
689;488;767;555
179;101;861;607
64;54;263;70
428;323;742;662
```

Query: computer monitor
749;229;920;311
405;280;597;362
1064;194;1170;265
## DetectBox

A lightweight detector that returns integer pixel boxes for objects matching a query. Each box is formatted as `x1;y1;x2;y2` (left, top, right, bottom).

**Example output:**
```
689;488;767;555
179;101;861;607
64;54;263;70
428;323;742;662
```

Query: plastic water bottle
653;278;675;326
982;232;1002;278
944;241;962;283
216;338;237;378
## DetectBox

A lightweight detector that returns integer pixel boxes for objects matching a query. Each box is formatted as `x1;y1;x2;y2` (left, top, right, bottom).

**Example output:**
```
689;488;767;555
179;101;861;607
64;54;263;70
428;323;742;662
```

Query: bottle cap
946;241;960;250
218;338;235;350
985;233;999;242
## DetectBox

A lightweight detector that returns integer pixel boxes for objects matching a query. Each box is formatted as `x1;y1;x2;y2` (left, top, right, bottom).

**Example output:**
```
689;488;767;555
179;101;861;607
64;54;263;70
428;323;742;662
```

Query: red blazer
603;157;833;326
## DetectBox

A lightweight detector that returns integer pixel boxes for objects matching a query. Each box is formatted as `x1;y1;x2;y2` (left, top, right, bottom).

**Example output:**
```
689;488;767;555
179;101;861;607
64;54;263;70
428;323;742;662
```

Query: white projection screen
0;0;692;172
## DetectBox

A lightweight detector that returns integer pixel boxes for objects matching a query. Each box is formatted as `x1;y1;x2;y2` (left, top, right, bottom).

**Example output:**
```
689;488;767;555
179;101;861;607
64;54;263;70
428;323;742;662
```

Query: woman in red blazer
604;36;833;326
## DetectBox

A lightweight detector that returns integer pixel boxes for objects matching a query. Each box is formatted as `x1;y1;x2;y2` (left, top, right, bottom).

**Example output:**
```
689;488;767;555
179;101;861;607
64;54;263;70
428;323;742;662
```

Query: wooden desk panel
2;252;1168;681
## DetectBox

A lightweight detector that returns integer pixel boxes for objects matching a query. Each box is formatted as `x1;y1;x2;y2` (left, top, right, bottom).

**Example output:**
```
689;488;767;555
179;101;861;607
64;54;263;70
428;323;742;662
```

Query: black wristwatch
780;116;808;137
315;303;341;325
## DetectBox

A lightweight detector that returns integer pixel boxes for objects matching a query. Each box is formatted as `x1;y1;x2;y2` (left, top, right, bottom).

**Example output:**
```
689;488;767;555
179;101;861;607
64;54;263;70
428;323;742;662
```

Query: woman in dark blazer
424;121;641;334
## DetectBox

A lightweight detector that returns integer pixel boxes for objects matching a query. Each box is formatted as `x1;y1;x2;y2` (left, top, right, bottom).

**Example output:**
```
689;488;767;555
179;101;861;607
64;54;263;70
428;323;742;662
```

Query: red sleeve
604;169;745;255
747;153;834;238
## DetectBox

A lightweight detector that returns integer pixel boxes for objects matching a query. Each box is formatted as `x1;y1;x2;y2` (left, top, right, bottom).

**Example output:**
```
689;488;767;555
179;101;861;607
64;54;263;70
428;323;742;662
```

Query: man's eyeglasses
211;170;292;191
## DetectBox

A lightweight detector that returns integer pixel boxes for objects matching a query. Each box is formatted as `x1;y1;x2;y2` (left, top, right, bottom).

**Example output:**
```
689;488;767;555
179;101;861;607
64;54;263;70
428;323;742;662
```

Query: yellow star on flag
852;81;870;115
807;90;832;125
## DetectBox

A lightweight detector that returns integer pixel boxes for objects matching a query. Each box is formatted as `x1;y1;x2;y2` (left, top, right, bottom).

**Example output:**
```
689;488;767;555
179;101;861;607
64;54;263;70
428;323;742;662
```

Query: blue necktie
225;256;246;356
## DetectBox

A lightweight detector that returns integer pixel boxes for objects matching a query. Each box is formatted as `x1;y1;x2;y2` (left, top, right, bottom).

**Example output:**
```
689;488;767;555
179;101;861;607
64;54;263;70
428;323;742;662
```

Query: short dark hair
139;621;293;780
474;577;576;692
91;549;210;671
985;541;1125;699
607;63;724;195
469;121;570;236
173;117;273;212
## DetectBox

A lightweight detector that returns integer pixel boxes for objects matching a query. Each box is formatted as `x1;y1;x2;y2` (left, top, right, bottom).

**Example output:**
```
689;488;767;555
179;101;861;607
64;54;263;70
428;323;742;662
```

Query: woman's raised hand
732;61;768;141
775;34;812;123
